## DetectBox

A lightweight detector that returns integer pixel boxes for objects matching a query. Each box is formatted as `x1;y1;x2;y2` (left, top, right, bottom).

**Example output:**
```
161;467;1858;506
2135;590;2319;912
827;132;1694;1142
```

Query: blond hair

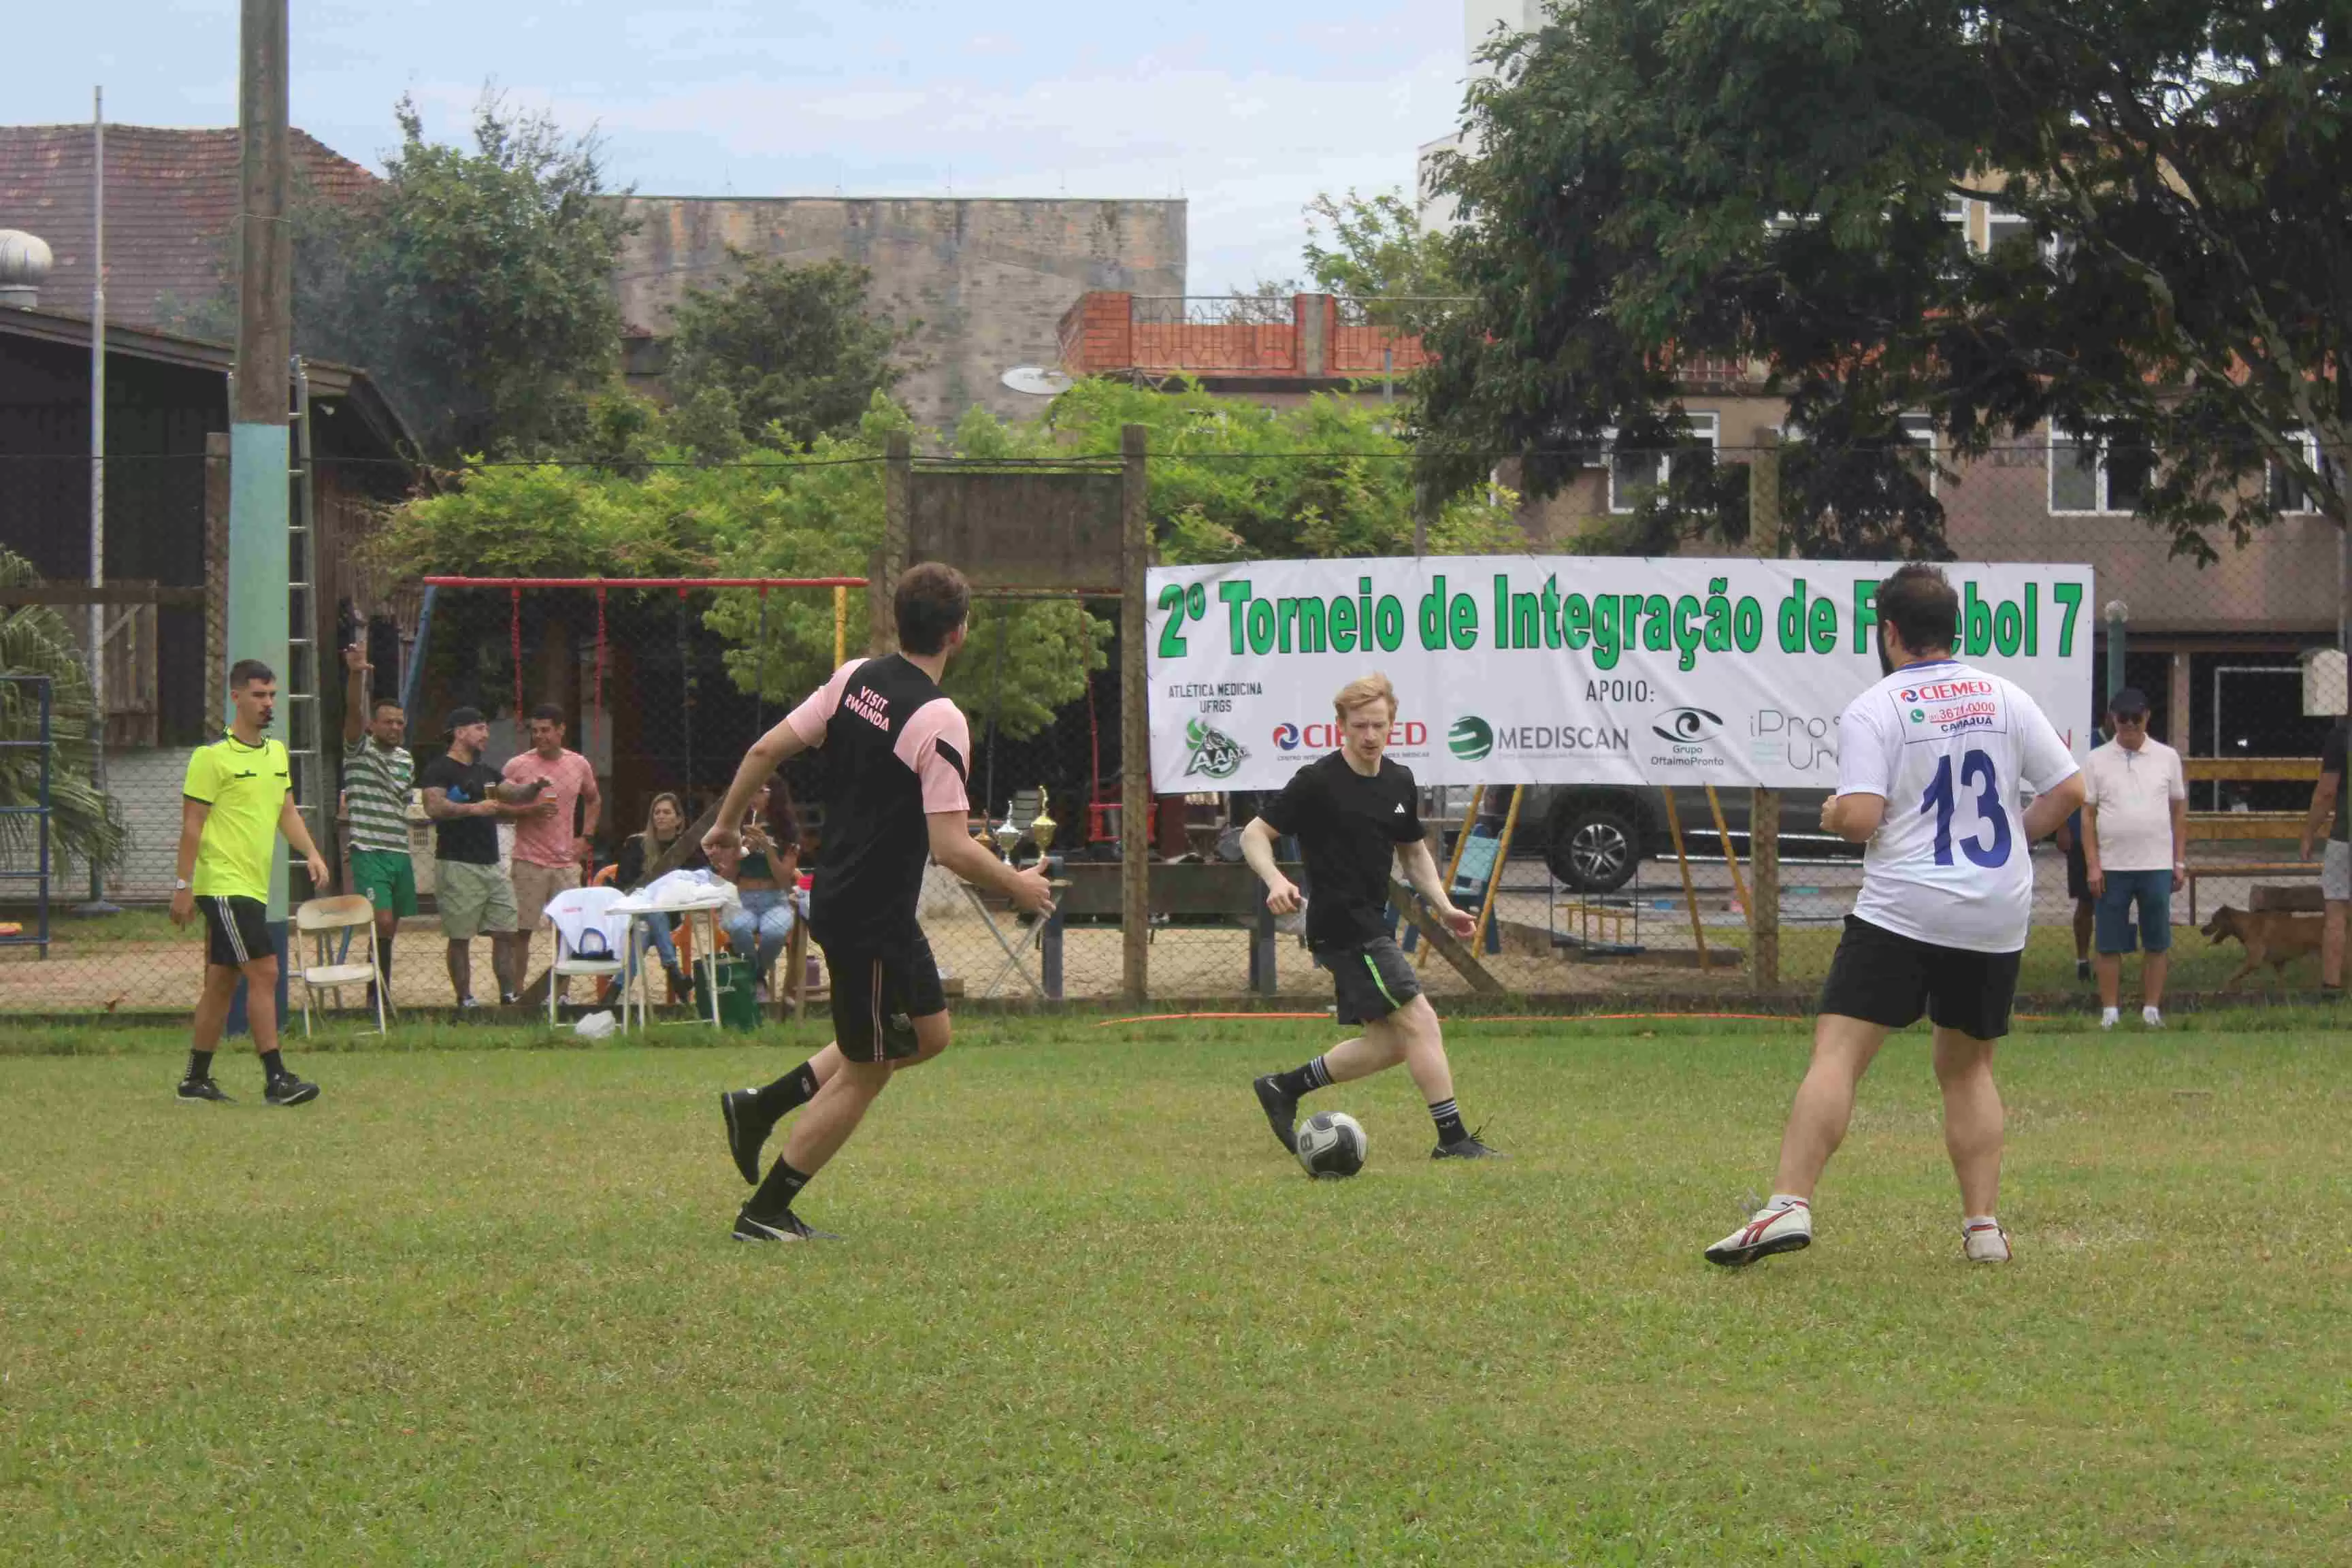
1333;672;1398;721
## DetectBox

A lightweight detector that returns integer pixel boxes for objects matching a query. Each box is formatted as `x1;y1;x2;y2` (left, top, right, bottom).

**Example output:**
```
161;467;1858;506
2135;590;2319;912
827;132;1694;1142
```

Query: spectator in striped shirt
342;642;415;1001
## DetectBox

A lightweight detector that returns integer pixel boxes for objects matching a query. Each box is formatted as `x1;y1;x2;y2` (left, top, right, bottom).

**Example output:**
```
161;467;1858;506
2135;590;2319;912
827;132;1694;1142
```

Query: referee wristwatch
173;878;191;891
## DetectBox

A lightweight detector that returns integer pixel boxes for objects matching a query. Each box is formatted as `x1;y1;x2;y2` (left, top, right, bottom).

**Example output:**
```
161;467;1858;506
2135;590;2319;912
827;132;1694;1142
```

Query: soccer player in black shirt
706;564;1056;1241
1242;672;1503;1160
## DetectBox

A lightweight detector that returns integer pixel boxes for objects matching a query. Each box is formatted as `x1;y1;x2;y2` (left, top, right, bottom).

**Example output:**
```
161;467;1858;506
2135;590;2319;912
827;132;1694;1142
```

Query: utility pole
80;86;118;914
227;0;293;1030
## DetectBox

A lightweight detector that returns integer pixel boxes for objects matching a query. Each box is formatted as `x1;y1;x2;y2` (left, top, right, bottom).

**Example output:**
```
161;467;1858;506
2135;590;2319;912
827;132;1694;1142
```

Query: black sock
748;1157;813;1219
184;1048;214;1084
749;1060;821;1120
376;934;395;990
260;1049;286;1081
1272;1056;1330;1099
1429;1098;1467;1144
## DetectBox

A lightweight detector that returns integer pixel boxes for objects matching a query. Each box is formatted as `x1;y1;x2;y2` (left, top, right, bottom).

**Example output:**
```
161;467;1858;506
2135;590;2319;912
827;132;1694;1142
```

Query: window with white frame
1607;413;1718;514
2049;425;2151;514
1984;206;2033;252
2269;431;2325;514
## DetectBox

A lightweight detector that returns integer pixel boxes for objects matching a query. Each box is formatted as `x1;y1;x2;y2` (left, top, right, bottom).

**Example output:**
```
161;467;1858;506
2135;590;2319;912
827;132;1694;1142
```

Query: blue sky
17;1;1469;293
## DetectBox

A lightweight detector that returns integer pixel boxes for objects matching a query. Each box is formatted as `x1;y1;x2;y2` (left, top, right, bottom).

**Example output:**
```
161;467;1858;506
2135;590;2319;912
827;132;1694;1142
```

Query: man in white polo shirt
2080;688;2187;1028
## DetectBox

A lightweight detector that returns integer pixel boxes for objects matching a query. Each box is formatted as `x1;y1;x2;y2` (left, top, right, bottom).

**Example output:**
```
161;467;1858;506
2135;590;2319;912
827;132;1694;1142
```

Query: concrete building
612;197;1187;430
1418;0;1544;229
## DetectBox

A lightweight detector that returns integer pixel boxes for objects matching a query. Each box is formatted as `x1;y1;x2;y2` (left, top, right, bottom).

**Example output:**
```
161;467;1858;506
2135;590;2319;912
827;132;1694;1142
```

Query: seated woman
615;791;702;999
719;782;804;999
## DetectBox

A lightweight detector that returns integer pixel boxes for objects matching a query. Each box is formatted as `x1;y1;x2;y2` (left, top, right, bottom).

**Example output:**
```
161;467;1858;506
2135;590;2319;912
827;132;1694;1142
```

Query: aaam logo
1273;722;1301;750
1448;715;1494;762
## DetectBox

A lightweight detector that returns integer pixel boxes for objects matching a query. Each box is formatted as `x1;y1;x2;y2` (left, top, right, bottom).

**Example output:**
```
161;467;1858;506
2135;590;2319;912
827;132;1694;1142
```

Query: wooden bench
2184;860;2322;924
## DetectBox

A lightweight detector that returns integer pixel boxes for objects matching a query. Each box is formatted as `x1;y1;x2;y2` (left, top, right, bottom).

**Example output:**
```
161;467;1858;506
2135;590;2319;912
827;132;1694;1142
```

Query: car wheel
1546;805;1639;894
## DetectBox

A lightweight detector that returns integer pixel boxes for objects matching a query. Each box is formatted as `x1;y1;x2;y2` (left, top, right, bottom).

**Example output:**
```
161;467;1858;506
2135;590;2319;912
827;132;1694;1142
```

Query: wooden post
1748;431;1782;986
204;430;231;728
1120;424;1151;1004
1659;787;1712;970
873;431;910;657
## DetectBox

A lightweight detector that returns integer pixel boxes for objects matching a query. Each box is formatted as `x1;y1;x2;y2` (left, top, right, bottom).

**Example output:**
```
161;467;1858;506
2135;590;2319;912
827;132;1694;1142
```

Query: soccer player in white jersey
1705;565;2084;1267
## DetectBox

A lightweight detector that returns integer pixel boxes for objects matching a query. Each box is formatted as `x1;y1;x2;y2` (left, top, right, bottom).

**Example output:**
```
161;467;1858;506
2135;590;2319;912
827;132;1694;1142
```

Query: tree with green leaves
1417;0;2349;562
0;549;125;877
375;396;1107;740
1302;188;1458;308
666;254;915;450
293;92;634;459
1041;378;1520;563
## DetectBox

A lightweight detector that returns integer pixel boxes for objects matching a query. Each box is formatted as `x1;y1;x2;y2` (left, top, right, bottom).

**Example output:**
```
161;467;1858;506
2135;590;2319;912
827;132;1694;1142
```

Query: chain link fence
4;442;2345;1018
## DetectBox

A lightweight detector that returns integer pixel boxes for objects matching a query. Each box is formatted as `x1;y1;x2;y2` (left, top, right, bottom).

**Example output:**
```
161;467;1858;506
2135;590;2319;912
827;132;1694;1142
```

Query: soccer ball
1295;1111;1368;1179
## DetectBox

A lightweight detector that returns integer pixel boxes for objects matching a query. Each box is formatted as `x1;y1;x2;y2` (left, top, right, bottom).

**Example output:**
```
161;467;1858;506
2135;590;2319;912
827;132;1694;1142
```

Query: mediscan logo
1183;718;1247;781
1448;715;1494;762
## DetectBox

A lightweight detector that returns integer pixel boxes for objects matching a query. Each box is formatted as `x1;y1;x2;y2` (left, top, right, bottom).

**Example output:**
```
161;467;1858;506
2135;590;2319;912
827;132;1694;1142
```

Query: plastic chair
544;885;631;1026
294;894;387;1036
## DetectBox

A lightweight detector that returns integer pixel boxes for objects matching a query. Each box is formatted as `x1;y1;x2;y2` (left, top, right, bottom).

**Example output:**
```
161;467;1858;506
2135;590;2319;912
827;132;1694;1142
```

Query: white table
608;888;733;1031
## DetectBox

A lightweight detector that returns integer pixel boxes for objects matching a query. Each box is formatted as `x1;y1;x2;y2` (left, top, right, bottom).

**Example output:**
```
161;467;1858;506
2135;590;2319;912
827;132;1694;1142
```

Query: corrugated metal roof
0;123;376;330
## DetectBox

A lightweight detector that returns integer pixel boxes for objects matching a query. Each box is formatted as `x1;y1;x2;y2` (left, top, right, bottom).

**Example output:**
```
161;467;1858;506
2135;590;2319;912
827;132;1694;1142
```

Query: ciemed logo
1272;723;1301;750
1650;706;1723;746
1448;715;1494;762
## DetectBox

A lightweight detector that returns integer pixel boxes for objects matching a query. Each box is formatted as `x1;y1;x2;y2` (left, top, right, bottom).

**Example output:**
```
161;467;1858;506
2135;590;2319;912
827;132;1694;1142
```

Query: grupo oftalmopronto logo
1448;715;1494;762
1650;706;1724;746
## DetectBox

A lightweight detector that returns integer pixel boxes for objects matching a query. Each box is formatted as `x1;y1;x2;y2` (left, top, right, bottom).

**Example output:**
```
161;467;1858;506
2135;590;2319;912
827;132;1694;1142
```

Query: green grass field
3;1013;2345;1563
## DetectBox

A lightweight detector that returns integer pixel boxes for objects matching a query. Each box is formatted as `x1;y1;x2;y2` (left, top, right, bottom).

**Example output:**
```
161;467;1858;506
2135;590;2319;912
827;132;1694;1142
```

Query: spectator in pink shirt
502;704;602;998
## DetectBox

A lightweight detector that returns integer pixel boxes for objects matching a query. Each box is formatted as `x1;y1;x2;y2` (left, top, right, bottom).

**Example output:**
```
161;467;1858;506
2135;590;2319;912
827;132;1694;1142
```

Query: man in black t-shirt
1241;672;1503;1160
2299;715;2352;989
706;564;1056;1242
419;707;553;1007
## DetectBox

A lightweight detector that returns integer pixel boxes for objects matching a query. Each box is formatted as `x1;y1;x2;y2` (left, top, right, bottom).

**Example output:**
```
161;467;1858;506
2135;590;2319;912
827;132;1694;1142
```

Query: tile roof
0;124;376;331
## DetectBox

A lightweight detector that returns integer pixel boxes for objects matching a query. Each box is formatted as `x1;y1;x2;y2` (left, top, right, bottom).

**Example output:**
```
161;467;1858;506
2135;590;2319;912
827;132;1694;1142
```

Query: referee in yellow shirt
170;659;331;1105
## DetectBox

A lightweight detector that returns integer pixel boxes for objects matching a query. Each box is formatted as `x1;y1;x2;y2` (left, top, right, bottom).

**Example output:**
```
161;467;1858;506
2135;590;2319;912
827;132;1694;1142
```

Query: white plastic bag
574;1009;618;1041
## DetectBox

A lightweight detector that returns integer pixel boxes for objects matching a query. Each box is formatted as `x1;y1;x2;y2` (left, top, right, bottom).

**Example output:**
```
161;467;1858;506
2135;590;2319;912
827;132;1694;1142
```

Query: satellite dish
1000;365;1075;397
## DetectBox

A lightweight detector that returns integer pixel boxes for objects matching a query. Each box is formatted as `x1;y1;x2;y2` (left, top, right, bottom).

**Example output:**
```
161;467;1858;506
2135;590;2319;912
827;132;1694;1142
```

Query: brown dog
2201;904;2325;989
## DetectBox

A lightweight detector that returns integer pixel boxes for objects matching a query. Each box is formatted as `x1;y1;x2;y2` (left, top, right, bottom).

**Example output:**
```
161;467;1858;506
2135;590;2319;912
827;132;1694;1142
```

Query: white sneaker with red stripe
1963;1220;2012;1263
1703;1199;1812;1267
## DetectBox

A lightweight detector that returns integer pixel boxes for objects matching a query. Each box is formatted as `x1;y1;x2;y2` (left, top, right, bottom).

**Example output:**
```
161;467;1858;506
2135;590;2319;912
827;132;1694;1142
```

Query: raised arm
341;643;370;745
704;717;816;867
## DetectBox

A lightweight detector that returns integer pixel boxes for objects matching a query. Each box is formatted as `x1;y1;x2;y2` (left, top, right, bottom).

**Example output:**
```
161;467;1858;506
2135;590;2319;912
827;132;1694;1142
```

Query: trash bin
695;955;761;1032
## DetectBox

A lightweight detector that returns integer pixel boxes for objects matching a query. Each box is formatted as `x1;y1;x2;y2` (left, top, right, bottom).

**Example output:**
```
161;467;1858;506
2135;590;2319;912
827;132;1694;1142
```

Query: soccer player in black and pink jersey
706;564;1056;1242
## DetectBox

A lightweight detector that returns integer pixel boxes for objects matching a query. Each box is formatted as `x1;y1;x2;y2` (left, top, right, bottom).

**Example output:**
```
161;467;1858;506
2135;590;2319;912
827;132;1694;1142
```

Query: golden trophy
1030;789;1058;858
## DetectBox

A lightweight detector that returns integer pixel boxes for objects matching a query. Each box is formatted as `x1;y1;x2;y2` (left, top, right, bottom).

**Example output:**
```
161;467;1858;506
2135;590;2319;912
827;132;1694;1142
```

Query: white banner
1147;556;2094;791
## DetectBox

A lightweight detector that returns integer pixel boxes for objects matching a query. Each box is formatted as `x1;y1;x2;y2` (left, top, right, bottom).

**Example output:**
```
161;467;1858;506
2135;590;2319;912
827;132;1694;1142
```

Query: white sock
1765;1192;1808;1213
1963;1213;1999;1232
2100;1007;2119;1026
2142;1004;2162;1024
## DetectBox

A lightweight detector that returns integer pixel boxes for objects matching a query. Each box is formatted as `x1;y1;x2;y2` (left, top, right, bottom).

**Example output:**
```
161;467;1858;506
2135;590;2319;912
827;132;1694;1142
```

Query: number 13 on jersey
1921;749;2012;868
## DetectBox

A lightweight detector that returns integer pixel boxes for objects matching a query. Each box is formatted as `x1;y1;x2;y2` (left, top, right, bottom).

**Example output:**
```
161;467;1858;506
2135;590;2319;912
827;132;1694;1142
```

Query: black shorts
199;894;274;969
1322;935;1424;1026
2065;836;2090;902
1818;915;2021;1041
822;929;947;1064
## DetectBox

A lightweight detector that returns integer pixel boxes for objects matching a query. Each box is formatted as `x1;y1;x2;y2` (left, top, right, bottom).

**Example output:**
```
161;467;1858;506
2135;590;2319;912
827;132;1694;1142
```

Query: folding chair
294;894;387;1036
546;885;631;1027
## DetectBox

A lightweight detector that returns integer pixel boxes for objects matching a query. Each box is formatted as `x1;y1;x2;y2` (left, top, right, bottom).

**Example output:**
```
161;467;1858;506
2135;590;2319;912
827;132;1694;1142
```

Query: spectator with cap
2080;688;2187;1028
419;706;555;1007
